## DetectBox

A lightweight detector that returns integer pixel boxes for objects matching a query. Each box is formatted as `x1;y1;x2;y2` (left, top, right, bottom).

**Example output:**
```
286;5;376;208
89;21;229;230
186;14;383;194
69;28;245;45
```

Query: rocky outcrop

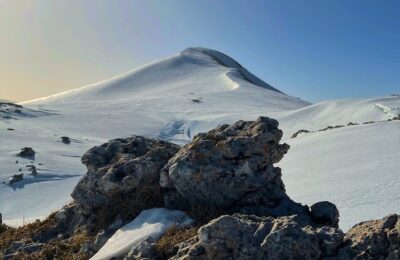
72;136;180;216
170;214;344;260
170;213;400;260
2;117;399;260
338;214;400;259
160;117;307;217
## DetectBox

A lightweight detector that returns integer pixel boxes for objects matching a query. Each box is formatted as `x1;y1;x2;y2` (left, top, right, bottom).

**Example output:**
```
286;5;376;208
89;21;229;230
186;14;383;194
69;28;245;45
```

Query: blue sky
1;0;399;101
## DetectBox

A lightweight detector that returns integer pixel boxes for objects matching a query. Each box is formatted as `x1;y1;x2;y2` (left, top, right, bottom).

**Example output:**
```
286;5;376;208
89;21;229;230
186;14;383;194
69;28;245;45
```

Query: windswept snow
280;120;400;231
0;47;399;230
91;208;193;260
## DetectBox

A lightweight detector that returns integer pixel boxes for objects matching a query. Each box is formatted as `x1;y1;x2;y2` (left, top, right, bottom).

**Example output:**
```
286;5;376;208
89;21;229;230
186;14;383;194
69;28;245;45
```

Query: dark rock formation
17;147;35;159
160;117;307;218
311;201;339;228
61;136;71;144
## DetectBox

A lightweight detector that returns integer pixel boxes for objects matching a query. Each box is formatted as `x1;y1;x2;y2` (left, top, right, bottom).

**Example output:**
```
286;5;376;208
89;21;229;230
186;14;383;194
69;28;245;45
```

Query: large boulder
160;117;305;217
338;214;400;259
71;136;180;218
170;214;344;260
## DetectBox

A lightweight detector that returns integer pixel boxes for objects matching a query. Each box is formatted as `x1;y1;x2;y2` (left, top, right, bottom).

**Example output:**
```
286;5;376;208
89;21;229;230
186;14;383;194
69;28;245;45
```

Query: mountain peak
181;47;282;93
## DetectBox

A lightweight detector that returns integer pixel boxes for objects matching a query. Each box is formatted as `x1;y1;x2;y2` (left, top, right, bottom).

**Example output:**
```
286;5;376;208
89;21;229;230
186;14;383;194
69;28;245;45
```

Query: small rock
17;147;35;159
363;121;375;125
310;201;339;228
26;165;38;175
125;237;155;260
9;174;23;185
61;136;71;144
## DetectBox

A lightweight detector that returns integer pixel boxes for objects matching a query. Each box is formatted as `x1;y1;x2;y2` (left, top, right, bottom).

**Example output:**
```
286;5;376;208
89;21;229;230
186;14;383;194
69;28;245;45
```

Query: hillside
0;47;399;231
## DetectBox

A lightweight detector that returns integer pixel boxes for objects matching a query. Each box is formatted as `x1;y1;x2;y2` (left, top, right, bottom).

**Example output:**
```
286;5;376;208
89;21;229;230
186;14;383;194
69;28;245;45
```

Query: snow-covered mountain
0;47;399;230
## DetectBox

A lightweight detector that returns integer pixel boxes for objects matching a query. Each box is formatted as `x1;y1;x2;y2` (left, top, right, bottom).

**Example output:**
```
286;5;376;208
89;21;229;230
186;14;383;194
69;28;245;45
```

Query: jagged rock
71;136;180;217
171;214;344;260
61;136;71;144
338;214;400;259
17;147;35;159
311;201;339;228
160;117;307;217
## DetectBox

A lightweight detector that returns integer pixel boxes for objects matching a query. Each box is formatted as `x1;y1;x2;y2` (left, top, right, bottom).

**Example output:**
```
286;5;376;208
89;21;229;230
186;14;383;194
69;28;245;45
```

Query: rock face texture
338;214;400;259
171;214;344;260
71;136;180;218
160;117;306;217
170;214;400;260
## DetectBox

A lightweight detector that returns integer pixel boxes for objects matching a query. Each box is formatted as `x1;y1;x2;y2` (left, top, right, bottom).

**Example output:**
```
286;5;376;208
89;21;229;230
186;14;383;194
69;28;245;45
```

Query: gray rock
338;214;400;259
171;214;344;260
71;136;180;219
124;236;155;260
311;201;340;228
160;117;305;217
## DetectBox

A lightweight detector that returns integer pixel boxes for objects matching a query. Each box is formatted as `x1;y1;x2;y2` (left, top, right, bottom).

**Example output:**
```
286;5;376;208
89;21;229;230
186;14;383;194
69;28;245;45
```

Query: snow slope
0;47;399;230
91;208;193;260
280;120;400;231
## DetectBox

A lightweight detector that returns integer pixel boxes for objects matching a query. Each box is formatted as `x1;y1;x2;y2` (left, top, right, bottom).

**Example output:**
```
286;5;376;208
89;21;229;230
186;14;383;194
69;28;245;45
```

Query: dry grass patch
0;212;94;260
95;183;164;232
155;226;199;259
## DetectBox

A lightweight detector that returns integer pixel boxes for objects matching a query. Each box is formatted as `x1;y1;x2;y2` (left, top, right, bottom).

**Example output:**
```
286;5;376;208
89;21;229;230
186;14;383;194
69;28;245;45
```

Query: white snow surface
91;208;193;260
0;47;399;230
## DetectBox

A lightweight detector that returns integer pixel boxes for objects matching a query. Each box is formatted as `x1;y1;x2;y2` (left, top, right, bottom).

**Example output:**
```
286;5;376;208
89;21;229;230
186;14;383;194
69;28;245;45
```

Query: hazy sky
1;0;399;102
